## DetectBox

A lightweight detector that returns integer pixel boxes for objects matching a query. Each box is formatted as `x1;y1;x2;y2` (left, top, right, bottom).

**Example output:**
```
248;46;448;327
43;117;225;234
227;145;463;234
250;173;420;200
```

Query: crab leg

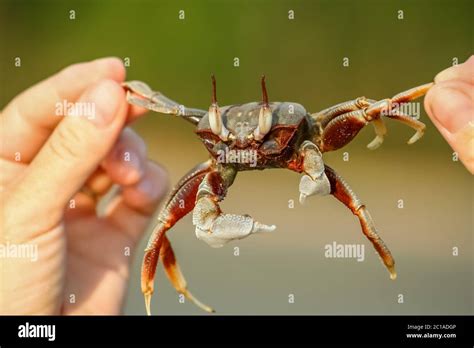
142;160;214;315
160;236;215;313
385;110;426;145
312;97;371;128
364;97;426;147
123;80;207;125
297;141;331;204
193;165;275;248
311;97;388;150
366;117;388;150
314;82;433;152
324;165;396;280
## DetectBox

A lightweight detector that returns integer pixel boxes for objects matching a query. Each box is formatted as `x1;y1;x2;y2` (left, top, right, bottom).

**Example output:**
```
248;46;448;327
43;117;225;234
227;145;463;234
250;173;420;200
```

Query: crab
122;76;434;315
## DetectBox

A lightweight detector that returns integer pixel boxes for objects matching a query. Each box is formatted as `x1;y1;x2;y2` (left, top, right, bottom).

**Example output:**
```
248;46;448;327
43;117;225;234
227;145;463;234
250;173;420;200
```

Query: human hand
425;56;474;174
0;58;168;314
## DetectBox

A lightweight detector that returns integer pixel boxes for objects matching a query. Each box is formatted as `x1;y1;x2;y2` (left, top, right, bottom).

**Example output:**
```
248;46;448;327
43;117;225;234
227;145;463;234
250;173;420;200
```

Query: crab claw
122;80;154;98
299;174;331;204
194;213;276;248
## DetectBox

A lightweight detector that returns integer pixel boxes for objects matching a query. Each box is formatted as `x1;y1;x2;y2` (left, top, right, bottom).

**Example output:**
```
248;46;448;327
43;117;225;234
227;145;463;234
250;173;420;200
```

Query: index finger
0;57;126;163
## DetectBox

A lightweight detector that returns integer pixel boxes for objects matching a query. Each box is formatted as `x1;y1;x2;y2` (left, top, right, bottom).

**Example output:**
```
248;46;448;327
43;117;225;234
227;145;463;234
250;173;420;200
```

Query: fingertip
424;82;473;134
93;57;127;83
463;54;474;71
82;78;125;101
134;162;169;201
122;162;169;214
424;84;436;119
434;56;474;84
56;57;126;86
434;67;457;84
126;104;150;124
80;79;127;128
102;128;148;186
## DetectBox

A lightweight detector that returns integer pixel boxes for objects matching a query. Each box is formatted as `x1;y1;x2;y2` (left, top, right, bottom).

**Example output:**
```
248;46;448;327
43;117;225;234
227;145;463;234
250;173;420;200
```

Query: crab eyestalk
209;74;229;141
254;75;273;141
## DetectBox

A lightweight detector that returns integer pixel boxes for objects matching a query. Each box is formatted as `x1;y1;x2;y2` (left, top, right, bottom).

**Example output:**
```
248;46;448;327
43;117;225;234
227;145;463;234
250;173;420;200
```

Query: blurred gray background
1;0;472;315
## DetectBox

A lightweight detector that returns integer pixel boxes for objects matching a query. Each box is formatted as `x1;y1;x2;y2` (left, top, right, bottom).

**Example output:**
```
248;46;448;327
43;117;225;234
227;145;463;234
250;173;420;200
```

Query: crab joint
254;75;273;141
209;75;229;141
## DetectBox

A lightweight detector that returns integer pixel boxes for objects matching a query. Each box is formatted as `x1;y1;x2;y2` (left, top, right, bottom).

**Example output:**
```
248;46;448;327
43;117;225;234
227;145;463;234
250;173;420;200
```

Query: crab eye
253;75;273;141
208;75;229;141
208;105;230;141
253;106;272;141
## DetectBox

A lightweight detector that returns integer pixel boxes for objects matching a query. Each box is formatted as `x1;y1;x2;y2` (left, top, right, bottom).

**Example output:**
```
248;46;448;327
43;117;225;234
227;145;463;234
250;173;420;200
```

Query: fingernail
114;147;144;184
136;175;159;200
431;87;474;134
92;57;126;80
82;80;123;128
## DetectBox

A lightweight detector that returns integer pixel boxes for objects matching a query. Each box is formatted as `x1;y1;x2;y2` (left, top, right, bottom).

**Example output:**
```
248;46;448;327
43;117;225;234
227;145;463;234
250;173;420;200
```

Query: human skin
424;55;474;174
0;58;169;314
0;56;472;315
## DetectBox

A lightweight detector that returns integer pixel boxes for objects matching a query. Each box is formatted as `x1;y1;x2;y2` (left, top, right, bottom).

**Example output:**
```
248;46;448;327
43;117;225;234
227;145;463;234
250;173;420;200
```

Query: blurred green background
1;0;472;315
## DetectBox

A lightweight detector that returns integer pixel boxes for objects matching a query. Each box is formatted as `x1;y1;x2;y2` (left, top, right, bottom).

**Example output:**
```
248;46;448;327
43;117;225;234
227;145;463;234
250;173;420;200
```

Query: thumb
424;80;474;174
17;80;129;219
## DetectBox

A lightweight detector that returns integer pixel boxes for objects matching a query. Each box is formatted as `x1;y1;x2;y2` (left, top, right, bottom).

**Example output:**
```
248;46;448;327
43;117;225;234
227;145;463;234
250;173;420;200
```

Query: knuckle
47;123;85;161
